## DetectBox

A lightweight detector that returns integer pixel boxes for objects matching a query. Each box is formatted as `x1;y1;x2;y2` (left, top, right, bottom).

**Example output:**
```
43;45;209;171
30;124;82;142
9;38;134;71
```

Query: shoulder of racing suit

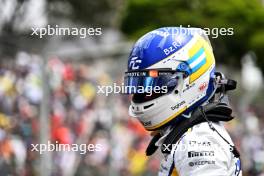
158;122;242;176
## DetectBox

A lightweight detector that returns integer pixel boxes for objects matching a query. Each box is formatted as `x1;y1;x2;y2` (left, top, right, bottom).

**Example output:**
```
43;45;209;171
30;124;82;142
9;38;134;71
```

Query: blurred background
0;0;263;175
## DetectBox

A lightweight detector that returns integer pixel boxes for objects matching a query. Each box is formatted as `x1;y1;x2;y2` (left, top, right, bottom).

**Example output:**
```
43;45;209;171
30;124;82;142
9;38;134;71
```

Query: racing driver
124;27;242;176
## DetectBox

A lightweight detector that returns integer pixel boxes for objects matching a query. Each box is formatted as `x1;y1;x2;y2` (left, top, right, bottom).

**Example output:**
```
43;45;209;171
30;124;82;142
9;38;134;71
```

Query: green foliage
120;0;264;72
47;0;121;27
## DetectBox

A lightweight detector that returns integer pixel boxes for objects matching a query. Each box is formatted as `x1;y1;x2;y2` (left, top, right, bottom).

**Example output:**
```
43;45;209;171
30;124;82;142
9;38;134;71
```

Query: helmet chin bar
129;72;186;114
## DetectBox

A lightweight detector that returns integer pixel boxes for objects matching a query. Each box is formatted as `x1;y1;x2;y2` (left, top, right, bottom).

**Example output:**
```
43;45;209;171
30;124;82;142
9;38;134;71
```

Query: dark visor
124;70;183;94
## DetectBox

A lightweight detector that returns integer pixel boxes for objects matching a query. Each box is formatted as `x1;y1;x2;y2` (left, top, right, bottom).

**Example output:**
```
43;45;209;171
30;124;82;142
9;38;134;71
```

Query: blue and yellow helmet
124;27;216;131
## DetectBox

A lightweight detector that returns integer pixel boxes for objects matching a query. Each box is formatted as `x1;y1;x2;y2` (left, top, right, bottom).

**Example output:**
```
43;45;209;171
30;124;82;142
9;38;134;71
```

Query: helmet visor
124;70;184;94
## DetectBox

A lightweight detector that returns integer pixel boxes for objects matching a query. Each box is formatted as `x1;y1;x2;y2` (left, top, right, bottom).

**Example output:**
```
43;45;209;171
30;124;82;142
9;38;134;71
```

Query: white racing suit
158;122;242;176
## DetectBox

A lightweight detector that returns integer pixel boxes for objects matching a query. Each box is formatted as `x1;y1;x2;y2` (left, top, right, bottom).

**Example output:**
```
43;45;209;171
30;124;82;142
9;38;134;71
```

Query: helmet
124;27;216;131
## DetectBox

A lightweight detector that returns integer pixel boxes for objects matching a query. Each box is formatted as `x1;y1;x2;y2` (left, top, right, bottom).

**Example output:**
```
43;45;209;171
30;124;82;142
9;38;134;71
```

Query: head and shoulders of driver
124;27;241;176
124;26;236;151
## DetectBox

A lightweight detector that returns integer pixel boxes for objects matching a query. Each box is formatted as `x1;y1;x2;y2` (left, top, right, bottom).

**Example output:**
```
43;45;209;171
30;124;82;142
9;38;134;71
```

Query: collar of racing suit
146;102;238;156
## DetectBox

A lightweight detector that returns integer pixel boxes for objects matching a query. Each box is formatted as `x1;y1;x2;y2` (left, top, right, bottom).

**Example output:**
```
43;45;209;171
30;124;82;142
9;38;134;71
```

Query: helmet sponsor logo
199;82;208;92
149;70;158;77
163;41;182;56
141;121;152;126
183;83;196;93
125;71;147;77
171;101;186;110
129;56;142;70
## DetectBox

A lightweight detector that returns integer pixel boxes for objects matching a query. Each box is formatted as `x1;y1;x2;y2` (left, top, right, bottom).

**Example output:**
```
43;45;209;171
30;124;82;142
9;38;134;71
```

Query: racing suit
158;122;242;176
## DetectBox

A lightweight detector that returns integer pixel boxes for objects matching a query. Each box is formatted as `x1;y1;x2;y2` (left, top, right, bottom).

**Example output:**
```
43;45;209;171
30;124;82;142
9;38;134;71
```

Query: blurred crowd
0;51;159;176
0;51;263;176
